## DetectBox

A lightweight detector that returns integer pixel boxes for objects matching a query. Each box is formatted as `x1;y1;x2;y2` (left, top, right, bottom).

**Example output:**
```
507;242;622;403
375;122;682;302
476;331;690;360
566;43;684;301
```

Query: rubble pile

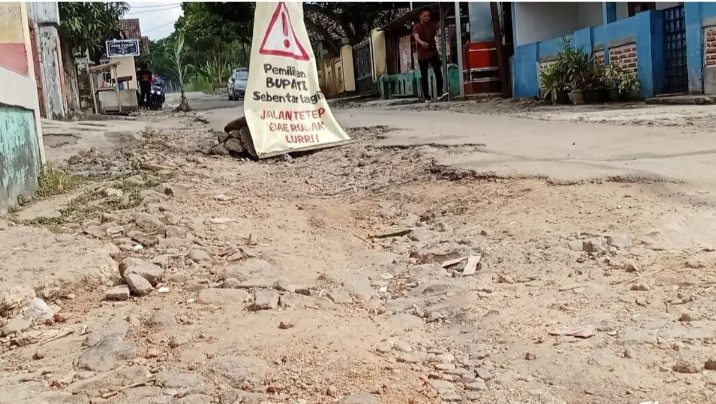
203;116;257;159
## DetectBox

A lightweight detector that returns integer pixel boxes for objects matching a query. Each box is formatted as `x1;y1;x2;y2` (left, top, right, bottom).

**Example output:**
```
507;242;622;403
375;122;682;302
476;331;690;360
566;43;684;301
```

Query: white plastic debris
379;286;388;293
379;273;394;280
208;217;236;224
213;194;236;201
23;298;55;321
132;244;144;251
157;286;170;293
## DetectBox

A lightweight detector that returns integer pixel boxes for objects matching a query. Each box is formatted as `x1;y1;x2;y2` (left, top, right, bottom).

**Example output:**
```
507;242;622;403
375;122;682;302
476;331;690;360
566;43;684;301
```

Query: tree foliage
167;2;252;91
58;2;130;52
188;2;408;55
160;32;193;111
177;2;252;44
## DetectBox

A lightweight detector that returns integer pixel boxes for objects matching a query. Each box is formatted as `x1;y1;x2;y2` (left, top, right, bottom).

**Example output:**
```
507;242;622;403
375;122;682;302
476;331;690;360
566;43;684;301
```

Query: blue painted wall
685;3;704;92
511;9;665;98
513;3;716;97
685;3;716;92
0;105;41;211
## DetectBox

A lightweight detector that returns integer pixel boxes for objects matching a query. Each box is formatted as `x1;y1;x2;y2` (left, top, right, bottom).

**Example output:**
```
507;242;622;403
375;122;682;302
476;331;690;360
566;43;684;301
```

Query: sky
126;1;184;41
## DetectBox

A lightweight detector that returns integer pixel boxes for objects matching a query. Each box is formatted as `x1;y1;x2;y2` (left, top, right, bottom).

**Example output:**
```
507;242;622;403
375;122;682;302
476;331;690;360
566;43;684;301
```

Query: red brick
708;59;716;66
627;62;637;68
626;52;636;58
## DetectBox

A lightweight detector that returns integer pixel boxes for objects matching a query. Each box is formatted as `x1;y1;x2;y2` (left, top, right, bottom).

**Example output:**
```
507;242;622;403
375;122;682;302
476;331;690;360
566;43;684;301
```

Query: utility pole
490;2;511;98
439;3;448;99
454;1;464;98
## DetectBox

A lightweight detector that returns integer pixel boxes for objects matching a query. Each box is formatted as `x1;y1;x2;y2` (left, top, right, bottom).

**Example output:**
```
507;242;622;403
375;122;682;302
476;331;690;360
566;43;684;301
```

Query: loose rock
188;249;211;263
252;289;279;310
147;310;177;328
328;290;353;304
120;258;164;286
679;310;700;322
154;371;205;389
125;273;153;296
134;212;165;233
397;351;428;364
207;355;269;387
685;258;708;269
630;282;651;292
343;275;375;301
279;321;295;329
338;393;380;404
2;316;31;336
104;285;129;301
77;335;137;372
430;379;455;392
466;379;487;391
197;289;249;305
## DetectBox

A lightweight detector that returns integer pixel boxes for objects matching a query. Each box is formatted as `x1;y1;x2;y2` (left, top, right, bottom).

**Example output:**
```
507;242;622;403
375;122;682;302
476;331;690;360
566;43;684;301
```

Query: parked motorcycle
148;85;165;110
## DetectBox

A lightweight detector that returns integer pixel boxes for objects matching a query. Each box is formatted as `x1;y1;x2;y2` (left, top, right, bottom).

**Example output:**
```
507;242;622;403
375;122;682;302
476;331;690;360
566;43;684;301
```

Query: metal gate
352;39;377;95
28;24;46;118
663;5;688;94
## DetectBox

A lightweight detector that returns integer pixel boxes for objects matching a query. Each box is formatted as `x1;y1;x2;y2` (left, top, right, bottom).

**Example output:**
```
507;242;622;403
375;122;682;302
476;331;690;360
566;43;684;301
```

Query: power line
127;5;180;15
129;3;181;9
143;20;176;34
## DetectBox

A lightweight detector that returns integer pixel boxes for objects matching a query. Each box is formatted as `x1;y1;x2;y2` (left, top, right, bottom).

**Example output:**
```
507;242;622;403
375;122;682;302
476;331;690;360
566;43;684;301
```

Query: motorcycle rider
137;63;153;109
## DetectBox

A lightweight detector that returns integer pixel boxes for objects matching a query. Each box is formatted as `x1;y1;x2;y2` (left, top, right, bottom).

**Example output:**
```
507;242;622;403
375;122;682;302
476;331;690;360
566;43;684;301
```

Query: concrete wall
0;2;45;212
110;56;137;90
27;2;66;120
0;107;41;211
512;2;716;97
514;3;603;46
340;44;356;92
686;3;716;93
512;7;665;99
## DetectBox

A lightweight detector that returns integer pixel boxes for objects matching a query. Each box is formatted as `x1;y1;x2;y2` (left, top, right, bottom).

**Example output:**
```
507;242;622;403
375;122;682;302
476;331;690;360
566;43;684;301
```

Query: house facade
511;2;716;98
26;1;67;120
0;2;46;212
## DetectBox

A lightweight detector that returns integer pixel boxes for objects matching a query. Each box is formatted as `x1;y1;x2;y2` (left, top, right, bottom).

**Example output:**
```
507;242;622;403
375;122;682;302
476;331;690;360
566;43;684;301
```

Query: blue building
509;2;716;99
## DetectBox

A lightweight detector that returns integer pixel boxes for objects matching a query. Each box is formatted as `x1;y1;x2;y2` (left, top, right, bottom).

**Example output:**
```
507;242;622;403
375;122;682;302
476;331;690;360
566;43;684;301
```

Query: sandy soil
2;107;716;404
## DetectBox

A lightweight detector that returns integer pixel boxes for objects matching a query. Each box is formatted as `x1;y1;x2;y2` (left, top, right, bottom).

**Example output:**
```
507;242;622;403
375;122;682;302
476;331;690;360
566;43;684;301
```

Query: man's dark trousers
139;82;151;109
418;54;444;100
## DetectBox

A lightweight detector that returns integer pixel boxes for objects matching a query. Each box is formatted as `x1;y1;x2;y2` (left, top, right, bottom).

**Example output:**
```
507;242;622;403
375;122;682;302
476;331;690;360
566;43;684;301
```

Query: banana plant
165;32;193;112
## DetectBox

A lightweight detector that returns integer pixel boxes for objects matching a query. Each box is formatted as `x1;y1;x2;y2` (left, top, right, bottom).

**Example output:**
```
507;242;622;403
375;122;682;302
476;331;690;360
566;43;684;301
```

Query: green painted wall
0;105;40;212
379;64;460;99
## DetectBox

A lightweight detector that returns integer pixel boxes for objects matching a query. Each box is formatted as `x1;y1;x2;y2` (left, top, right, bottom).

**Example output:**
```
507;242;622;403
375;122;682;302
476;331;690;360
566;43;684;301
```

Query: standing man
413;7;449;103
137;63;153;109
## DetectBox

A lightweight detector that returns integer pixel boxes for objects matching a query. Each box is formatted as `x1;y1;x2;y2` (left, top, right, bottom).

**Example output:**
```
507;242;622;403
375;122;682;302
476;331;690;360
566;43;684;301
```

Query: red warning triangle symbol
258;2;310;61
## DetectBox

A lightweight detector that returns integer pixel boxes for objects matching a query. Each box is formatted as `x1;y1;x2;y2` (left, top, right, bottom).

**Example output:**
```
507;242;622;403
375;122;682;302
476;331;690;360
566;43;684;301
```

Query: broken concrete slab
0;224;118;314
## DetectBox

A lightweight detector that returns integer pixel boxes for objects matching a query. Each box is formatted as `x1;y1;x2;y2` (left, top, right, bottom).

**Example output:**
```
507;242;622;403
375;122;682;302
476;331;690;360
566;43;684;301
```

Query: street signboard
244;2;350;158
106;39;140;57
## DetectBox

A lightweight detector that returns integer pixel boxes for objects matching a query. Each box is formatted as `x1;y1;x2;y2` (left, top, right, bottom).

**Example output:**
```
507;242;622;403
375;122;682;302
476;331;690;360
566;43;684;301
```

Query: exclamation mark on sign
281;12;290;48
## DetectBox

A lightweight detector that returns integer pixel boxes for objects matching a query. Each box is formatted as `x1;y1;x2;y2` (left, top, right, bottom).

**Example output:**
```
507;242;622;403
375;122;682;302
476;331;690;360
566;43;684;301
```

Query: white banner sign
244;2;350;158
